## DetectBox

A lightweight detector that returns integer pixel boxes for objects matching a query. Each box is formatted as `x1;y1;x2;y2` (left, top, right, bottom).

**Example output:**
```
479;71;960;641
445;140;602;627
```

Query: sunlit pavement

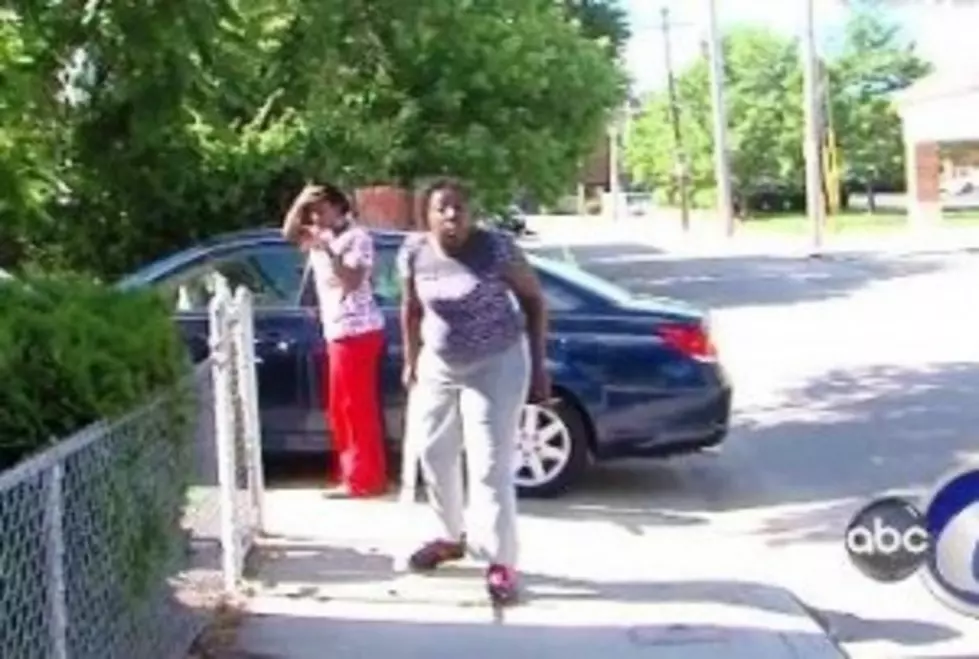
539;241;979;657
239;239;979;658
236;491;845;658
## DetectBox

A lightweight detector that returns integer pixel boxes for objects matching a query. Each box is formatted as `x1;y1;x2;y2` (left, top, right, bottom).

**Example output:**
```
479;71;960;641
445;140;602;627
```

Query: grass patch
739;209;979;235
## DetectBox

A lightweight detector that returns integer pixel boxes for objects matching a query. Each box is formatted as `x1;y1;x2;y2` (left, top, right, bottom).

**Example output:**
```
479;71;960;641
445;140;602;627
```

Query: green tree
2;0;249;274
333;0;626;209
626;12;930;217
0;8;63;266
626;27;804;214
829;7;931;210
3;0;625;277
625;67;713;207
563;0;631;57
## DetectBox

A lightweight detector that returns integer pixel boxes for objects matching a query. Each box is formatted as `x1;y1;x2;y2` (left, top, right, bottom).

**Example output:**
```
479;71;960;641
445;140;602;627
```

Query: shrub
0;274;196;651
0;273;192;466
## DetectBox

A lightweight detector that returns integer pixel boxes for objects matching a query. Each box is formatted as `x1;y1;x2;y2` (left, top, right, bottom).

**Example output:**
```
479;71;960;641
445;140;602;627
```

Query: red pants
323;330;387;495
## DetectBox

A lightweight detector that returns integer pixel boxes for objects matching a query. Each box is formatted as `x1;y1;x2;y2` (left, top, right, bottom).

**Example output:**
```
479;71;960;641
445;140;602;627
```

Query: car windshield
529;255;636;304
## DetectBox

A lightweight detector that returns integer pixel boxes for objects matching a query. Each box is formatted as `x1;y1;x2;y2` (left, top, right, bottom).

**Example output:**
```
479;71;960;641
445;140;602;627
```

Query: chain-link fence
0;278;264;659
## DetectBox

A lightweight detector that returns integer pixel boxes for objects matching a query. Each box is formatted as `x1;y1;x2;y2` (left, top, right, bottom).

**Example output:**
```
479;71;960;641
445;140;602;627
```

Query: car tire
514;395;590;499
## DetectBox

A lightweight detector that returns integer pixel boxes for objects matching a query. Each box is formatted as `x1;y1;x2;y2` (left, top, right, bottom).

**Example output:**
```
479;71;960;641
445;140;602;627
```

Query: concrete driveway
234;236;979;658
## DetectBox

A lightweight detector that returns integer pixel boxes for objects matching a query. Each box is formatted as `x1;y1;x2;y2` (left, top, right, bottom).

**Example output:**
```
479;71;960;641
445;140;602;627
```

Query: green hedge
0;273;192;467
0;274;197;654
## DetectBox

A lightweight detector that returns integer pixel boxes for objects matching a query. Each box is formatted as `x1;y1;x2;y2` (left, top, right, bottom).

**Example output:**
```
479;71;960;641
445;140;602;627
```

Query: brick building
353;185;418;231
897;71;979;225
581;134;611;188
353;122;619;227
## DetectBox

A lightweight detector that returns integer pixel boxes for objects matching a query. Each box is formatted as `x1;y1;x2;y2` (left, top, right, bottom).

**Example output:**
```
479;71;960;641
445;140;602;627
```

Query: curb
588;241;979;262
729;584;851;659
787;594;853;659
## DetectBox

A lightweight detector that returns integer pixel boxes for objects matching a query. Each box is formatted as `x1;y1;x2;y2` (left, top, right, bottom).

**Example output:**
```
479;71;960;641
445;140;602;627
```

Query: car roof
118;227;409;287
123;226;550;285
118;228;702;321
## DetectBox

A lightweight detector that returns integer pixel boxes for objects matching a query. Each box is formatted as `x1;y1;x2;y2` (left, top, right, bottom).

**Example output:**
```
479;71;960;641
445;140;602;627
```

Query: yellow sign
822;126;841;216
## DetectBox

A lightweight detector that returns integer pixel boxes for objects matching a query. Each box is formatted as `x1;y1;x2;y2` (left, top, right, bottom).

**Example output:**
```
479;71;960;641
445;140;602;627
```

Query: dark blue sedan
121;228;732;498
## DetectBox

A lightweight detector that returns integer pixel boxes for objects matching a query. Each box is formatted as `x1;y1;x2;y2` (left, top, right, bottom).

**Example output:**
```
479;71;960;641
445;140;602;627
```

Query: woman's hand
528;364;552;404
295;183;324;209
298;226;336;258
282;184;324;243
401;361;417;389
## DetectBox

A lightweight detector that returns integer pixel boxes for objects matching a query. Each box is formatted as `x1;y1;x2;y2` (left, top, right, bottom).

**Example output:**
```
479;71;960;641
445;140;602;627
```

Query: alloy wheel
513;403;573;488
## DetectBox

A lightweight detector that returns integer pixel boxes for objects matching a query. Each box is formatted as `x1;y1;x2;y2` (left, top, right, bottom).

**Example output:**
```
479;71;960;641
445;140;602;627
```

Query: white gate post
209;279;239;594
232;286;266;533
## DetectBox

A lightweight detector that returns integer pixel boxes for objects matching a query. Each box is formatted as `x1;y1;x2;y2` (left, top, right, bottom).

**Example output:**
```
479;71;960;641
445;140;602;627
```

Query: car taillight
657;322;717;360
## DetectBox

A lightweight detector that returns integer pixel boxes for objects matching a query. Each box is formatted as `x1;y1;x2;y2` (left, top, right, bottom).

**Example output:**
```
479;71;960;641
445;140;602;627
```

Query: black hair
315;182;352;215
419;177;470;216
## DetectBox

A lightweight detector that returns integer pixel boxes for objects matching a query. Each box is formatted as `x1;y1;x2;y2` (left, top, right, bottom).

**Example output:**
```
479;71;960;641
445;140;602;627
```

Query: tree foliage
563;0;631;57
627;28;804;208
829;8;932;189
1;0;625;277
625;12;929;213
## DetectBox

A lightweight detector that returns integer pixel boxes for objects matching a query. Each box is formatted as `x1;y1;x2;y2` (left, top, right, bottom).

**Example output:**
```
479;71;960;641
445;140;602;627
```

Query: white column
801;0;825;254
608;123;621;220
705;0;734;235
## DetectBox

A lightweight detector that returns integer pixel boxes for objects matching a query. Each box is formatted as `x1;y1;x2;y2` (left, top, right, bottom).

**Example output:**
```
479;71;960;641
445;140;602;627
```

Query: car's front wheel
514;397;589;499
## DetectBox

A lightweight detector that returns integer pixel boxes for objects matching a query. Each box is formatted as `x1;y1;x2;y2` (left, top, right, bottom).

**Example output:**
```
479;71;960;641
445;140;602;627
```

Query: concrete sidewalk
230;490;847;658
523;214;979;259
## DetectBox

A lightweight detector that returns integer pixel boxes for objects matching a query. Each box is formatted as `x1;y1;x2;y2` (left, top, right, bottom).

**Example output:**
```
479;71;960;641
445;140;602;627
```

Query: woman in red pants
282;183;387;497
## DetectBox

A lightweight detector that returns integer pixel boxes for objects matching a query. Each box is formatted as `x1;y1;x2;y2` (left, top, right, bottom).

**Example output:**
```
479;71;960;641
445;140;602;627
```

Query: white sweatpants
406;338;530;566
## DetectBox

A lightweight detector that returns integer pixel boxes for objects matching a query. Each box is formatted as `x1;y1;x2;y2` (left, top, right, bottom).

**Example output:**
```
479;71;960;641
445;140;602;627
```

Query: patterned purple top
396;229;523;365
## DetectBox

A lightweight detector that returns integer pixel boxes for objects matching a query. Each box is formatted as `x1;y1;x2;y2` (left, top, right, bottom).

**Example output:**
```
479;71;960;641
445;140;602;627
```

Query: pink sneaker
486;564;519;605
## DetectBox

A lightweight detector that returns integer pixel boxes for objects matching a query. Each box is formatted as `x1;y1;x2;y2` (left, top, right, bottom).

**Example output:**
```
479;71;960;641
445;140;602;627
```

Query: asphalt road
524;243;979;657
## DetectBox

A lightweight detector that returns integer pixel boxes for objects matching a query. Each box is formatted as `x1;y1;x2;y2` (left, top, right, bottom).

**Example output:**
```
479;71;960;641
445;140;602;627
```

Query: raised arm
281;184;322;245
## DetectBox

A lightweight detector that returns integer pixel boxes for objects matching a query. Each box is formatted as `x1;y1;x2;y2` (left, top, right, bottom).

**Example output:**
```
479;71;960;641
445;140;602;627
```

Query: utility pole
661;5;690;232
801;0;825;255
607;118;621;220
704;0;734;236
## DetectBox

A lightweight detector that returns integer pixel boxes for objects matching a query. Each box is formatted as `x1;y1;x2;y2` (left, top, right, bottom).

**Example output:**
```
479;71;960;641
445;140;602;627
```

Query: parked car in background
626;193;654;217
484;204;532;236
734;180;850;216
118;229;732;498
941;173;979;197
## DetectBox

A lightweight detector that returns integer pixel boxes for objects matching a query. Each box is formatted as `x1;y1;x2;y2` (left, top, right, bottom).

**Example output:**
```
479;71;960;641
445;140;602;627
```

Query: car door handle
255;335;296;356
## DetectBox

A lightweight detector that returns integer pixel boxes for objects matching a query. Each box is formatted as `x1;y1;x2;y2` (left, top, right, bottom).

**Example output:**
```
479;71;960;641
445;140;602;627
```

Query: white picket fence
207;275;267;594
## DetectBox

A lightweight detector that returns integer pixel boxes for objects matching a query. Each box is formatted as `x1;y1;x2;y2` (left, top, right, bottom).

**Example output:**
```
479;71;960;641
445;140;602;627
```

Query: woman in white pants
397;179;550;605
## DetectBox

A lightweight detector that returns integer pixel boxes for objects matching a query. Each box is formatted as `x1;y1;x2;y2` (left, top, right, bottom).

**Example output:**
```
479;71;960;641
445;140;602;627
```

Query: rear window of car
529;256;635;305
